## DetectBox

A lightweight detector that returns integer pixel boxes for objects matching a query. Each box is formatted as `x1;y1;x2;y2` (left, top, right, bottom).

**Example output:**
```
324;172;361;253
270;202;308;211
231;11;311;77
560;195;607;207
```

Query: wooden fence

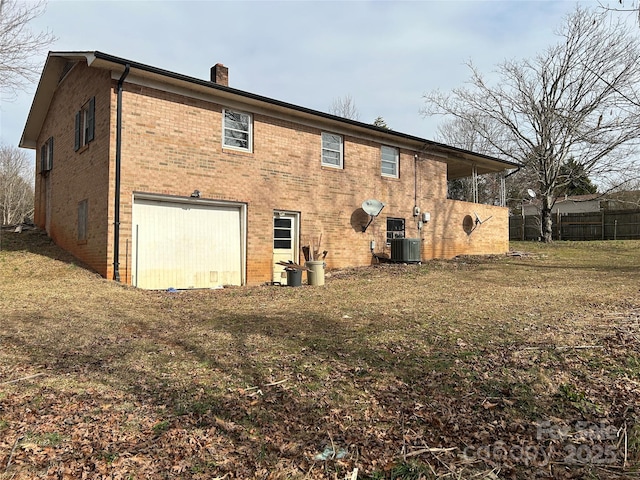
509;209;640;241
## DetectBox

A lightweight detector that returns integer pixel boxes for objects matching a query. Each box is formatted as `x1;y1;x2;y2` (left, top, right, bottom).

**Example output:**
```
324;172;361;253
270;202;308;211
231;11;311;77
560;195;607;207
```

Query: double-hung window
74;97;95;151
223;109;252;151
381;145;399;178
40;137;54;173
321;132;343;168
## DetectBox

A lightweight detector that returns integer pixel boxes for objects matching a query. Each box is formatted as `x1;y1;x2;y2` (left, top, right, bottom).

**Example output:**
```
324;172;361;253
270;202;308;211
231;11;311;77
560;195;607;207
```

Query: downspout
414;154;418;209
414;153;423;233
113;64;130;282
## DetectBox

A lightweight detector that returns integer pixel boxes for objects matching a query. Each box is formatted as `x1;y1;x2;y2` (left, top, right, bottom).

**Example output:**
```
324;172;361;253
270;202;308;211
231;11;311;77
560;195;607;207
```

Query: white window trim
41;137;53;173
75;97;95;152
222;108;253;152
82;107;90;143
321;132;344;169
381;145;399;178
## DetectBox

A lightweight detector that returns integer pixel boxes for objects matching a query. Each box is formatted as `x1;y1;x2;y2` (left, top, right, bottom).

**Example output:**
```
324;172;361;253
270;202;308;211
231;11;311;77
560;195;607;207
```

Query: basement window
223;109;252;151
75;97;95;151
386;217;405;245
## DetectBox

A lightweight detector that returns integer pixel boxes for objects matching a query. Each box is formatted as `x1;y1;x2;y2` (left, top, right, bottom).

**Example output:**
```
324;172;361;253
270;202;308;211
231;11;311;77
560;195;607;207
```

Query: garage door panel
133;198;243;289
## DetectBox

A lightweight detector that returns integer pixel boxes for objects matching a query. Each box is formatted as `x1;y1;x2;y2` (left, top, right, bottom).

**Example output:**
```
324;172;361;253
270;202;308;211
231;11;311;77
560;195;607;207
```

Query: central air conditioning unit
390;238;421;263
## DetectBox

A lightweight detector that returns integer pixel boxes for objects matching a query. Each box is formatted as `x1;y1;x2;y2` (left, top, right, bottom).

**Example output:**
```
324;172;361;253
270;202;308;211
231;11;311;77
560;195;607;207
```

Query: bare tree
0;144;34;225
422;6;640;242
0;0;55;97
436;116;507;205
329;94;360;120
598;0;640;24
436;116;496;155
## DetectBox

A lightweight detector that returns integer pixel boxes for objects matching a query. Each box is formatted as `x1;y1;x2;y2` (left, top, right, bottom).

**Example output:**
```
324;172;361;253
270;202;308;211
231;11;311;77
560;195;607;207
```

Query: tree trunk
541;195;554;243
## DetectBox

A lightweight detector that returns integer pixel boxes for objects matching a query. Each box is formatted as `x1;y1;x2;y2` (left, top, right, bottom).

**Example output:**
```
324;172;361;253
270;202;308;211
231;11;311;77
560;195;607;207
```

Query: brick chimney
211;63;228;86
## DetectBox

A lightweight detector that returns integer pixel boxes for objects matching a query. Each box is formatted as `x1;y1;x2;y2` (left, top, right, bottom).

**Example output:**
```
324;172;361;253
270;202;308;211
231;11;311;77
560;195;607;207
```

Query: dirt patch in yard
1;230;639;479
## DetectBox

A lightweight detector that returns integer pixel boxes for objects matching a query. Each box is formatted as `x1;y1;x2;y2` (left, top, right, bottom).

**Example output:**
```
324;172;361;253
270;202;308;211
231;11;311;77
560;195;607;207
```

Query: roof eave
20;52;98;149
90;52;518;171
20;50;520;174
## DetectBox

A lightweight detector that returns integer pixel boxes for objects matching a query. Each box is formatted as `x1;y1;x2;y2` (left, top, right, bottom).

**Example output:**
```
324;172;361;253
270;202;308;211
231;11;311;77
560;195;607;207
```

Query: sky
0;0;613;160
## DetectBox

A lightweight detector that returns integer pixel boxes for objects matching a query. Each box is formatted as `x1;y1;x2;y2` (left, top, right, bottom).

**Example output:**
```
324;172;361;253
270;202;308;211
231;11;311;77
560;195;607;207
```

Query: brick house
20;51;517;289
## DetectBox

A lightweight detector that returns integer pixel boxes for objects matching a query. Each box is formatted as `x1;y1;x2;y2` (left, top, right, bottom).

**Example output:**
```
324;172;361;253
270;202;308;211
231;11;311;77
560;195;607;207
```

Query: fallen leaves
1;232;640;478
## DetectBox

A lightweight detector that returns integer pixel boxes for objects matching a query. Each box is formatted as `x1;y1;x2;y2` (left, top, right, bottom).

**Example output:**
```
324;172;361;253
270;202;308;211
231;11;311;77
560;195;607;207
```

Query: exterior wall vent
390;238;421;263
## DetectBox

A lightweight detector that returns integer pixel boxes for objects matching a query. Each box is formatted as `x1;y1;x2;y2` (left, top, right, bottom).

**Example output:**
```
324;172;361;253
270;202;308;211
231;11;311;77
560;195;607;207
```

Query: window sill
382;174;400;181
76;144;89;155
77;239;88;245
222;146;253;156
321;164;344;171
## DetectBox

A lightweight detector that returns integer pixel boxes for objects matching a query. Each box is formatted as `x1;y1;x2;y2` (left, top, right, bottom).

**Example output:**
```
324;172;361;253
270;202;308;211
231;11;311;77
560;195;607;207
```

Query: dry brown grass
0;229;639;479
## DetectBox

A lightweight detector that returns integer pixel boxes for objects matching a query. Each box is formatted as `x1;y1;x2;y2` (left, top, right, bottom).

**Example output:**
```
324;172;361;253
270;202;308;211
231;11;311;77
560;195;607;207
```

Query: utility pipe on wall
113;64;130;282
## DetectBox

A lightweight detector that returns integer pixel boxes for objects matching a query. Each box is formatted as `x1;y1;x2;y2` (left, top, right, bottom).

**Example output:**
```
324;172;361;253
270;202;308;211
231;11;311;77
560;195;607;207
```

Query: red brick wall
114;82;509;285
35;63;510;285
34;63;112;277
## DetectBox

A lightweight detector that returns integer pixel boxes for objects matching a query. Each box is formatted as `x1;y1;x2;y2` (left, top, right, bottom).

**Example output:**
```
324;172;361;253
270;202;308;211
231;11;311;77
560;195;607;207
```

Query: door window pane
274;216;293;249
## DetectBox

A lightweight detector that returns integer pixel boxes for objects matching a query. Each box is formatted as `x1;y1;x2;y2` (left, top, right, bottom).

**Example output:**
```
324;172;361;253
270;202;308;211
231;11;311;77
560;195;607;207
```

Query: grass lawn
0;229;639;479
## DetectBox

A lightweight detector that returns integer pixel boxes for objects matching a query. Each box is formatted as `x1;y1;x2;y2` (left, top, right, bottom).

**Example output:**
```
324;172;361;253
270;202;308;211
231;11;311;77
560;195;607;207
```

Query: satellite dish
527;189;536;199
362;199;385;217
361;199;385;232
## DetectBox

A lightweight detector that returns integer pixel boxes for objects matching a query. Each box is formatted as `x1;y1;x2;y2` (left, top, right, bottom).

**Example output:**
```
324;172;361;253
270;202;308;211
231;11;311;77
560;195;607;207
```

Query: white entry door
272;212;299;285
132;197;244;289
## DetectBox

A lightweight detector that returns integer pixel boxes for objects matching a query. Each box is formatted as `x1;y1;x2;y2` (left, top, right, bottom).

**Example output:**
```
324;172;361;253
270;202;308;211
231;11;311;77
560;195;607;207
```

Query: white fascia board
20;52;99;149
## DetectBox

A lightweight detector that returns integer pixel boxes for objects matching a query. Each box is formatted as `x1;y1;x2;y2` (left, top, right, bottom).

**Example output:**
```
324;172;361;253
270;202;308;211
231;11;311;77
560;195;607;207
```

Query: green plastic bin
285;269;302;287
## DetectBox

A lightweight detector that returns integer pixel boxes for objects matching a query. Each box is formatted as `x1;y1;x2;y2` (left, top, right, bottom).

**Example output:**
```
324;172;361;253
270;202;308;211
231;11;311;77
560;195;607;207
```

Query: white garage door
132;197;244;289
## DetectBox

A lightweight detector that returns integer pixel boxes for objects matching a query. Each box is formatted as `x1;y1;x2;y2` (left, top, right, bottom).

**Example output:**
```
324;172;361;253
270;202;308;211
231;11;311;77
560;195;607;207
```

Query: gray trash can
286;269;302;287
305;261;325;286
